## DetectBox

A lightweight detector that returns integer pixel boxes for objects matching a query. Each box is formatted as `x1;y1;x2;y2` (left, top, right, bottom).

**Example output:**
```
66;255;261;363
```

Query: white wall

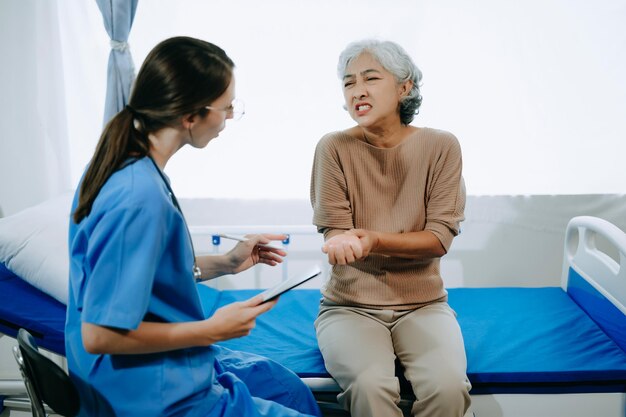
1;1;626;214
181;194;626;290
0;0;72;216
119;0;626;198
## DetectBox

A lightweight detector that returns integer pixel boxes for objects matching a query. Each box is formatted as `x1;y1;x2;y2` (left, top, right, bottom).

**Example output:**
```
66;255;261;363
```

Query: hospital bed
0;215;625;416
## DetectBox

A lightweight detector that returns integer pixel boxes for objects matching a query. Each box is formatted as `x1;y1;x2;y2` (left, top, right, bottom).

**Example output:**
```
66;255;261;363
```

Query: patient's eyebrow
360;69;382;76
343;69;382;80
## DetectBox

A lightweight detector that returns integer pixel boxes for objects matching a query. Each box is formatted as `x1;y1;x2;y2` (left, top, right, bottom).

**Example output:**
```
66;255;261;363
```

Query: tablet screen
260;266;322;303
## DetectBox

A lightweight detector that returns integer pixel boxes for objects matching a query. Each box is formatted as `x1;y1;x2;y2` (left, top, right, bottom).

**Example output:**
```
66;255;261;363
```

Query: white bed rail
561;216;626;315
190;225;318;235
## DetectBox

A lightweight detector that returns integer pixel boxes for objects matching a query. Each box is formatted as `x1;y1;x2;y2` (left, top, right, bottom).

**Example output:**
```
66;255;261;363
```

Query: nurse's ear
181;113;198;130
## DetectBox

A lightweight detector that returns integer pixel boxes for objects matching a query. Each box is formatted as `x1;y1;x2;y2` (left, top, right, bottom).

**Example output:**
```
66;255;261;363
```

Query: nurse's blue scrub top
66;157;224;416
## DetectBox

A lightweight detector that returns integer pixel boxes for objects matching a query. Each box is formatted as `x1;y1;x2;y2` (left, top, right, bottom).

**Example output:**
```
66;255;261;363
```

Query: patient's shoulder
317;129;362;151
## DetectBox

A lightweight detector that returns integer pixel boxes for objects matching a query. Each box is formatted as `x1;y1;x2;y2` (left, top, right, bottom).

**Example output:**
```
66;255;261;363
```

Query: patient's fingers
333;243;350;265
349;239;363;259
337;242;354;265
326;248;336;265
329;245;342;264
327;244;345;265
323;233;364;265
342;241;356;264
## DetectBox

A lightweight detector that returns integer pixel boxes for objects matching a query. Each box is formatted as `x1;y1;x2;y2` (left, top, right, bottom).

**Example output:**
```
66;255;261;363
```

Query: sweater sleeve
310;134;355;234
424;133;466;252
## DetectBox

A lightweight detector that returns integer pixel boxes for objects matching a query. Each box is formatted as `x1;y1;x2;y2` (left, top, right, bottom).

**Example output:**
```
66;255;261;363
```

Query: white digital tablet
260;266;322;303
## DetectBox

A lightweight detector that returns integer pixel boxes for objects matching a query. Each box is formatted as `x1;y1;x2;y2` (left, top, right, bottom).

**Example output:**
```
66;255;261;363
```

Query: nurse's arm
82;295;276;354
194;253;242;280
195;233;288;280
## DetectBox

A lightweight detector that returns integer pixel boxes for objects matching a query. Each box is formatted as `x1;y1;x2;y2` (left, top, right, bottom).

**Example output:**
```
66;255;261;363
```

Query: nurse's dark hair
73;36;234;223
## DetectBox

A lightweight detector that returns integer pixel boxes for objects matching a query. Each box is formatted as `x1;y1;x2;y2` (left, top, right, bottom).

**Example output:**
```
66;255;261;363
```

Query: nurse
66;36;320;417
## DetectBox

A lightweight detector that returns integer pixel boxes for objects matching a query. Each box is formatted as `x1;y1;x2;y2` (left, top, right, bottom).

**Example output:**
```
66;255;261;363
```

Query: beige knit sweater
310;128;466;309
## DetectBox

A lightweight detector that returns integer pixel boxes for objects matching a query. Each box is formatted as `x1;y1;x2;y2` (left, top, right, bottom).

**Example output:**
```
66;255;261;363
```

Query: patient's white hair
337;39;423;125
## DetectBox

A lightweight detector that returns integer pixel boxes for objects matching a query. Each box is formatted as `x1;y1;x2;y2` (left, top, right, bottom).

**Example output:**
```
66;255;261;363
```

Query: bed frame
0;215;625;416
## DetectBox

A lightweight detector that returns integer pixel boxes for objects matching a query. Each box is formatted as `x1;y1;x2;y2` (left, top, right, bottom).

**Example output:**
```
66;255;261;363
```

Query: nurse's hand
227;234;288;274
322;232;364;265
205;294;278;342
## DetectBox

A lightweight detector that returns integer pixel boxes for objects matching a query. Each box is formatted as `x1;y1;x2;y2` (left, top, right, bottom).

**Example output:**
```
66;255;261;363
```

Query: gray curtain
96;0;139;125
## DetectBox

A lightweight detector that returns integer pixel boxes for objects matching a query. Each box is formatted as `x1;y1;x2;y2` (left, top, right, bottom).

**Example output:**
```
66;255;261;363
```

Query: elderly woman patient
310;39;471;417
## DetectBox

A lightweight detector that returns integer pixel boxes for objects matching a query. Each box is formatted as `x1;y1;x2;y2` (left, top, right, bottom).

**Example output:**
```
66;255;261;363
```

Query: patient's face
342;53;404;128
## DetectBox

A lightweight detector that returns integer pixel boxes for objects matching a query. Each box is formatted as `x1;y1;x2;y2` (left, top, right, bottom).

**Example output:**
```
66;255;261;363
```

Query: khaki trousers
315;299;471;417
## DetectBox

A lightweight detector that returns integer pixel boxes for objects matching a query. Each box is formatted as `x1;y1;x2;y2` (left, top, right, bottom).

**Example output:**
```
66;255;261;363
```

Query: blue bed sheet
452;286;626;393
0;263;65;354
2;262;626;394
201;287;324;378
200;284;626;394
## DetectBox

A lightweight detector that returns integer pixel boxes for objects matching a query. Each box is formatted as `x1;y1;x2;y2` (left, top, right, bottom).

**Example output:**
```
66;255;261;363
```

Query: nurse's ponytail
73;37;234;224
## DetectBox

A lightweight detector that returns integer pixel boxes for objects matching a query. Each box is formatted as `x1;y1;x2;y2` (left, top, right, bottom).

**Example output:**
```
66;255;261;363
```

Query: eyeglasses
205;99;245;121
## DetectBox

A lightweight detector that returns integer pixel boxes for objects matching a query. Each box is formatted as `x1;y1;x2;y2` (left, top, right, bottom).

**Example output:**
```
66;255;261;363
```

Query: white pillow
0;192;74;304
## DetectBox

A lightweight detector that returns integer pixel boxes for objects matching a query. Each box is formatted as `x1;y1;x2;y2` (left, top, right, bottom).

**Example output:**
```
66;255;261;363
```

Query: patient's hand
345;229;379;259
322;232;364;265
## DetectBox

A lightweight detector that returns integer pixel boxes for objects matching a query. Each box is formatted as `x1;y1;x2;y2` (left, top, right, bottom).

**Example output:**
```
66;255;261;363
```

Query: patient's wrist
370;230;381;252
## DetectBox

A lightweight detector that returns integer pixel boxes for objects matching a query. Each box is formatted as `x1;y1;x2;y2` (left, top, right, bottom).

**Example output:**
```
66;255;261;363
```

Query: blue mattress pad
204;285;626;394
2;263;626;394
